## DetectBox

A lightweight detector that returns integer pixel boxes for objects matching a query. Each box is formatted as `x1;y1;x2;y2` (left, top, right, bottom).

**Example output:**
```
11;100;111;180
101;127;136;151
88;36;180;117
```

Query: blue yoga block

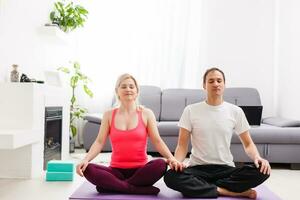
46;171;74;181
47;160;74;172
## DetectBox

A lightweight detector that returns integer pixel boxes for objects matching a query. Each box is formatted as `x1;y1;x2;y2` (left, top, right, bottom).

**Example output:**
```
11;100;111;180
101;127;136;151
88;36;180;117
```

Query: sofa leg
291;163;300;170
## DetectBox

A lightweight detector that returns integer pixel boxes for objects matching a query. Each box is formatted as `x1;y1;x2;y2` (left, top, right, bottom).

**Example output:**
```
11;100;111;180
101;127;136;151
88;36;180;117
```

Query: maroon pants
83;159;167;195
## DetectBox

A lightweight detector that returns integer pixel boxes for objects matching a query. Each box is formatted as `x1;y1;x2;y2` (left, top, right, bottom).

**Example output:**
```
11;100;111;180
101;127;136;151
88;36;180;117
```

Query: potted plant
49;0;88;32
58;61;93;152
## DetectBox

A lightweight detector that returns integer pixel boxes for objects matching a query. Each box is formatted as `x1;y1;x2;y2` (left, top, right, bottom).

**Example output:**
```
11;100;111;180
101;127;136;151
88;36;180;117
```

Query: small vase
10;64;19;82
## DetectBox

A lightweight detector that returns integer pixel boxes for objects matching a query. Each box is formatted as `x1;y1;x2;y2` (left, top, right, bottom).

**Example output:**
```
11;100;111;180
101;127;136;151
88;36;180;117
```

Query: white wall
200;0;276;117
75;0;277;117
276;0;300;120
0;0;75;82
0;0;77;144
2;0;298;120
2;0;299;149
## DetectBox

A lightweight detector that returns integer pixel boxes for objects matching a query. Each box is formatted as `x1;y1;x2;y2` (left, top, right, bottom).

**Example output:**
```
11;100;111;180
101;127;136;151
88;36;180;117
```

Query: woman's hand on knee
76;159;89;177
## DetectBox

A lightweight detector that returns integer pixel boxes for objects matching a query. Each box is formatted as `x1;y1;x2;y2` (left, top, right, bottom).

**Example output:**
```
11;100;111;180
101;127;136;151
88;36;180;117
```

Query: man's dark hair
203;67;226;84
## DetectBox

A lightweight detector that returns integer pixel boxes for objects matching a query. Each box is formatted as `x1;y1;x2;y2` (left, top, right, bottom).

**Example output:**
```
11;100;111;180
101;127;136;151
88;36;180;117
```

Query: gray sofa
83;86;300;169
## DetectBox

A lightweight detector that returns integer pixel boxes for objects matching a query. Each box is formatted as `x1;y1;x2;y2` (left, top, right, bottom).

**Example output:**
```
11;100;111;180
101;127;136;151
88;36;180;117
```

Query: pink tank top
109;108;148;168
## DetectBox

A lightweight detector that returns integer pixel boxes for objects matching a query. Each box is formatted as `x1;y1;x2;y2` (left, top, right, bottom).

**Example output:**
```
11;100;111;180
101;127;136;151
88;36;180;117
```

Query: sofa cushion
160;89;205;121
224;88;261;106
158;121;179;136
139;86;161;121
160;89;187;121
84;113;103;124
262;117;300;127
185;90;206;106
231;124;300;144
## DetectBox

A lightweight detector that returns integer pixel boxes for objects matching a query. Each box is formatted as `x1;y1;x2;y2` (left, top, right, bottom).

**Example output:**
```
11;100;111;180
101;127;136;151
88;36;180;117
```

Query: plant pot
69;137;75;153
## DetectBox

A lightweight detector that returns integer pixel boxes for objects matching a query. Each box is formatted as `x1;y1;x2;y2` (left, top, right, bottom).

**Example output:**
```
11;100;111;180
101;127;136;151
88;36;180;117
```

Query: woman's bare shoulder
102;108;115;119
140;107;155;118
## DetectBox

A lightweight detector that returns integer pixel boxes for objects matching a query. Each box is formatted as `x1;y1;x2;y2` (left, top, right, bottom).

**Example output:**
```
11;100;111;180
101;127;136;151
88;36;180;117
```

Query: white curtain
73;0;205;145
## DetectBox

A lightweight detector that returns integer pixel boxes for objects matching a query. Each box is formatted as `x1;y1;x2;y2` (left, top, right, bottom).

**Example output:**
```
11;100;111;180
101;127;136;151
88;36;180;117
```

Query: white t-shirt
178;101;250;167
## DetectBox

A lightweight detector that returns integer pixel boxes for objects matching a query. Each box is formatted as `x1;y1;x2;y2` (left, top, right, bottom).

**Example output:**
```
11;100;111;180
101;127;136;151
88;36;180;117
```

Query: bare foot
240;189;257;199
217;187;257;199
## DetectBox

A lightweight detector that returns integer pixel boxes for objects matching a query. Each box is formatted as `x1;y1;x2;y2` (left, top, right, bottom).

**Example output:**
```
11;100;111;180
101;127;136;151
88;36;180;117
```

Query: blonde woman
76;73;182;195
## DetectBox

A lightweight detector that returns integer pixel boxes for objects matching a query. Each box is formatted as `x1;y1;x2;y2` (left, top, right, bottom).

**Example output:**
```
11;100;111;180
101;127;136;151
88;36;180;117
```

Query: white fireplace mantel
0;83;70;179
0;129;41;149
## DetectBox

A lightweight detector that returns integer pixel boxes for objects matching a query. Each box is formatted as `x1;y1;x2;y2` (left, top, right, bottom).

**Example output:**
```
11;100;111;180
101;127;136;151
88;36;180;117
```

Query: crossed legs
83;159;167;195
164;164;269;198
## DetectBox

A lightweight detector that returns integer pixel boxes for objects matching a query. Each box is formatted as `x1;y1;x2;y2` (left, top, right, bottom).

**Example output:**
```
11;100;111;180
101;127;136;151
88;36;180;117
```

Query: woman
76;73;182;195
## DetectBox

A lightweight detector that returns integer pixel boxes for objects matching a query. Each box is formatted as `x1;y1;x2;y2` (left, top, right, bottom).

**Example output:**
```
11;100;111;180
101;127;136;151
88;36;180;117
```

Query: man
164;68;270;199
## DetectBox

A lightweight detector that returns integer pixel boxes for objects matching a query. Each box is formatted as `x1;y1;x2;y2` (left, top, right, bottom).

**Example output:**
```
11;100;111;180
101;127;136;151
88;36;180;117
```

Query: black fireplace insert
44;107;62;170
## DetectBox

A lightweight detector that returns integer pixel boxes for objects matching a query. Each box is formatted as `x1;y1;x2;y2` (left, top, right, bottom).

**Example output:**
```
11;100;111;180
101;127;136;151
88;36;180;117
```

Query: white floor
0;151;299;200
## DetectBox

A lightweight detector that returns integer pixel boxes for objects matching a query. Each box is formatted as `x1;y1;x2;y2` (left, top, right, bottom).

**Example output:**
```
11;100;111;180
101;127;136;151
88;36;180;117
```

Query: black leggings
164;164;270;198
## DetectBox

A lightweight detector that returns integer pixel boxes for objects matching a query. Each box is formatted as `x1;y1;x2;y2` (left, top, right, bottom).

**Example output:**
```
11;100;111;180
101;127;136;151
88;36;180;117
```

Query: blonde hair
114;73;140;107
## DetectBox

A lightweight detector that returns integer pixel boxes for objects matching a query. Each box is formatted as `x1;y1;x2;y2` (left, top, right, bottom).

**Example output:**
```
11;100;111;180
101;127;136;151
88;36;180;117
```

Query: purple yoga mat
69;179;281;200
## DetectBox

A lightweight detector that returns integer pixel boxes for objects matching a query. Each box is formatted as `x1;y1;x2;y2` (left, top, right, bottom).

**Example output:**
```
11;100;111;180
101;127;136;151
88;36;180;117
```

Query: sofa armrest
262;117;300;127
84;113;103;124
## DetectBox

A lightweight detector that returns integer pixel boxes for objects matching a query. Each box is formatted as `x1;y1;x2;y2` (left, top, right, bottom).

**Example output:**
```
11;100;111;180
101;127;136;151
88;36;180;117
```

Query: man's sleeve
178;106;192;132
235;107;250;135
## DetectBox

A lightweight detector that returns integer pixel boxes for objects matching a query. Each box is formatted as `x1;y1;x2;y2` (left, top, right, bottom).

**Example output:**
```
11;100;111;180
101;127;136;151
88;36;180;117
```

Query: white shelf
0;129;42;149
38;25;69;43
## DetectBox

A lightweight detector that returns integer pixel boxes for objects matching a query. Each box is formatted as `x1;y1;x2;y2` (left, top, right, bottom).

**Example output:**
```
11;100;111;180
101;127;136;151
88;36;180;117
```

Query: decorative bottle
10;64;19;82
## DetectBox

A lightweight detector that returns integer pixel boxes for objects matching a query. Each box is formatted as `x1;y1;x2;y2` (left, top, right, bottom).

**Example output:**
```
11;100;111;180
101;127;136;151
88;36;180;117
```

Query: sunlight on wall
74;0;204;113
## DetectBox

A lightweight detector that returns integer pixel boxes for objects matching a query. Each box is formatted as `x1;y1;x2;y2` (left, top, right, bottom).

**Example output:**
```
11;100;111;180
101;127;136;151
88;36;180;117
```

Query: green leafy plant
50;0;88;32
58;62;93;138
